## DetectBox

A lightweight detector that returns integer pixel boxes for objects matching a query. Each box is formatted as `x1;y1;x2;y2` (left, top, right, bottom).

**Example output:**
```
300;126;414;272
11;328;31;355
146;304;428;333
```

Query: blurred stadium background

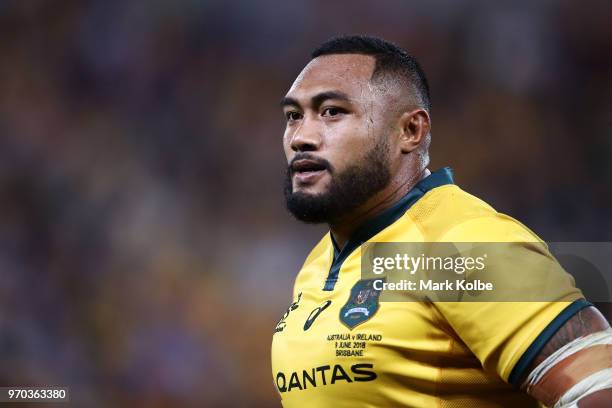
1;0;611;406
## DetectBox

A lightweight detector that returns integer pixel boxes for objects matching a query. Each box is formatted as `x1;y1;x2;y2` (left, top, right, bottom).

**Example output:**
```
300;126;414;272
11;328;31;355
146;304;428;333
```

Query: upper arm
519;306;612;406
435;214;612;405
434;216;586;381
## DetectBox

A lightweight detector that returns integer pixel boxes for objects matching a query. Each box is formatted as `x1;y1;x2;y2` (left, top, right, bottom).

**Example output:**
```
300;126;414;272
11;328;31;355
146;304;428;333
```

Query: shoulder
303;233;332;264
292;233;333;293
408;184;542;243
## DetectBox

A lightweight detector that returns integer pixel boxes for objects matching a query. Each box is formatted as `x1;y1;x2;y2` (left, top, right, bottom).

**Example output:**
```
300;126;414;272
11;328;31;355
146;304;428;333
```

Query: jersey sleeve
431;214;586;386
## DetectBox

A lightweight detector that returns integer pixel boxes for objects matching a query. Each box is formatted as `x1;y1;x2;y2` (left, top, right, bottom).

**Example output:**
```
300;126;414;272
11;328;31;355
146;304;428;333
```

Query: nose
289;118;322;152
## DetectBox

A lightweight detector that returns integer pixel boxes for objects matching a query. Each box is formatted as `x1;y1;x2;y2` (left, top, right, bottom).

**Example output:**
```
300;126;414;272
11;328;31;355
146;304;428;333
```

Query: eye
321;107;345;117
285;111;302;122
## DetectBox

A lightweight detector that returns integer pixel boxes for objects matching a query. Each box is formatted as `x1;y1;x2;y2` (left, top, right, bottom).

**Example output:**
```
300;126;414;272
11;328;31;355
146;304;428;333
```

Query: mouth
291;159;329;185
292;159;327;173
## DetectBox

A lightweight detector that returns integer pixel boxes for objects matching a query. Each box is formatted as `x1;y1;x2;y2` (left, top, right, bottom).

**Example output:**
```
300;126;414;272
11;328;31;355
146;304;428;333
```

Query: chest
271;272;461;396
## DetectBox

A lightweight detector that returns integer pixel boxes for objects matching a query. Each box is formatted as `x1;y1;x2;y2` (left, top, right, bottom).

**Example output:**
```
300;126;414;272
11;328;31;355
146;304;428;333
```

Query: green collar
323;167;455;291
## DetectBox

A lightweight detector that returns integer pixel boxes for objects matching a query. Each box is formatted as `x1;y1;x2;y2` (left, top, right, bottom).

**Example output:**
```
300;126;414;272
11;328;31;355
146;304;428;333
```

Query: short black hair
311;35;431;113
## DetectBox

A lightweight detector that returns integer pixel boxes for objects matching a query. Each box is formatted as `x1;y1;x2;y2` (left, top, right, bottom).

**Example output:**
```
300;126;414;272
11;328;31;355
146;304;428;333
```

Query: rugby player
271;36;612;407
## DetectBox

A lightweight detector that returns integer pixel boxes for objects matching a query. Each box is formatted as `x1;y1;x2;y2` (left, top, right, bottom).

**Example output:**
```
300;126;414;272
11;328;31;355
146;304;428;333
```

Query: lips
291;159;329;185
291;159;328;173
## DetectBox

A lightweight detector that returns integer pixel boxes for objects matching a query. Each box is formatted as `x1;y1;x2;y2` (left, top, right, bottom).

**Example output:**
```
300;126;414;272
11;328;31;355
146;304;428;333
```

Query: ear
397;108;430;154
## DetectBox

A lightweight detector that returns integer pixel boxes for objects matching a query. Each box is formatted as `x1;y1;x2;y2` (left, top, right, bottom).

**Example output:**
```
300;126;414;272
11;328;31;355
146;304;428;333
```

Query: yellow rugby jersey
271;168;586;407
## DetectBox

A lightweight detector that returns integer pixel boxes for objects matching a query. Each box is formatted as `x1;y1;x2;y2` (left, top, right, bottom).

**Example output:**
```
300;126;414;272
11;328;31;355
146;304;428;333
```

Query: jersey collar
324;167;455;291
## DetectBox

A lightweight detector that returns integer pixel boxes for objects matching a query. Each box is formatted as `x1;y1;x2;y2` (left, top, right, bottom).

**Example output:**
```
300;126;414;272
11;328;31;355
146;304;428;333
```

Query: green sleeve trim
508;298;592;387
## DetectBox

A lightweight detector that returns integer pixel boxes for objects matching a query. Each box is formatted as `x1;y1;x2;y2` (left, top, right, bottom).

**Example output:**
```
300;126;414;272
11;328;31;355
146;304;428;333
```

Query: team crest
339;279;383;329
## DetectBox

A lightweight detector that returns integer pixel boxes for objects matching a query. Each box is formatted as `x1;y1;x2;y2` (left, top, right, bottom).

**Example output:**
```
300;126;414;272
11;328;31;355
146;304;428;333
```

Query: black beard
283;139;391;225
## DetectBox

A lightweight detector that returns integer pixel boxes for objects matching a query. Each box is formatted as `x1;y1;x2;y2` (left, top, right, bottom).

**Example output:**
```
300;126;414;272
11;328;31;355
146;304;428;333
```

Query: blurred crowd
0;0;611;406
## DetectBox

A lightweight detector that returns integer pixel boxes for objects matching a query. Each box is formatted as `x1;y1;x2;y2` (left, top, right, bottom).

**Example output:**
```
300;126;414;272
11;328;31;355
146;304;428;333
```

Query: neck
330;167;430;249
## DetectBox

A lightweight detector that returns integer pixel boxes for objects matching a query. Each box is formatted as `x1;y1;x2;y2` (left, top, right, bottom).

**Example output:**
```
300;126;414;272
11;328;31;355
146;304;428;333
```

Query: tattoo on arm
519;306;611;406
525;306;610;373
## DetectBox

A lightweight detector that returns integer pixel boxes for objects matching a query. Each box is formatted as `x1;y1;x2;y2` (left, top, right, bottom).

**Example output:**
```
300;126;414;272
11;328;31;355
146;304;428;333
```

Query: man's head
282;35;432;225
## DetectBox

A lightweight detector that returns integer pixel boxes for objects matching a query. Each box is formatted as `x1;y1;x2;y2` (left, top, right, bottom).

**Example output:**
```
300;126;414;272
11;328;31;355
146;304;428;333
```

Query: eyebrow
280;90;352;110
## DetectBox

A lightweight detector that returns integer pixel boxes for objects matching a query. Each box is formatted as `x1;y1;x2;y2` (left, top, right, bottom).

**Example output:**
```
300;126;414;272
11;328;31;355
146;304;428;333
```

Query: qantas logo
275;363;377;393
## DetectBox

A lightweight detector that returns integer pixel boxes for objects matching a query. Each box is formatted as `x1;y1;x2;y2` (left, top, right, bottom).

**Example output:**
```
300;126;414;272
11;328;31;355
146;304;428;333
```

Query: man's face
281;54;395;224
